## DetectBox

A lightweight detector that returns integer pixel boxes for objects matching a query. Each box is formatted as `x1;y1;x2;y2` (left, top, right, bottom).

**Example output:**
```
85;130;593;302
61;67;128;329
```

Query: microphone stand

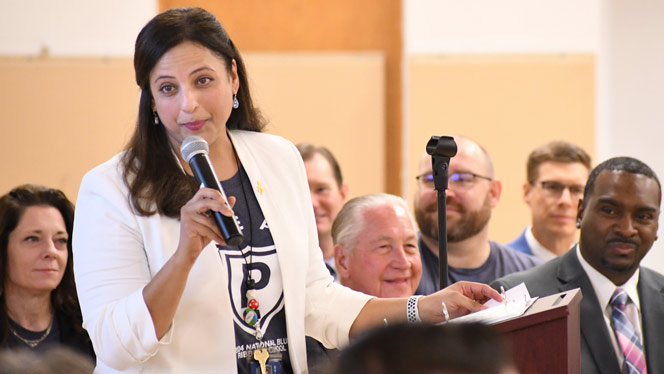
426;136;457;290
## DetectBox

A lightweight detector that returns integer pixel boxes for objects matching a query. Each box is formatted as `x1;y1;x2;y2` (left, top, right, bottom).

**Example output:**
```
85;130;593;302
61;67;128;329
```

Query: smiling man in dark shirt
413;136;541;295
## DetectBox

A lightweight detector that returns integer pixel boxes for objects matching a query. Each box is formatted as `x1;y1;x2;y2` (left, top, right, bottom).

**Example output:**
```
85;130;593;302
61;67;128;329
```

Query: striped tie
610;288;647;374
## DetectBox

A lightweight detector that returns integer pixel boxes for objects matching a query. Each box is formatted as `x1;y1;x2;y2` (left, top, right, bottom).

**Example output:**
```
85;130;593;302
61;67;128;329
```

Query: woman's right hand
418;281;502;322
176;187;236;263
144;188;236;340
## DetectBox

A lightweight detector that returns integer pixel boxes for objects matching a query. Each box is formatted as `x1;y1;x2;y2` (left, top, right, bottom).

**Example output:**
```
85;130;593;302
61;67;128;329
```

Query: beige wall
1;5;597;252
0;53;385;202
407;54;595;244
245;52;385;199
1;53;595;246
0;57;138;200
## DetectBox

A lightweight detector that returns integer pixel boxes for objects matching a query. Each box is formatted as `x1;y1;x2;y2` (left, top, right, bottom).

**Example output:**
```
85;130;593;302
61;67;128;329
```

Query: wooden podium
493;288;582;374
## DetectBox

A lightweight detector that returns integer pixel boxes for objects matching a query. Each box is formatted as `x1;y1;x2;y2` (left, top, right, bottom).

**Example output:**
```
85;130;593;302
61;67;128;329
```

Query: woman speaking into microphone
72;7;501;373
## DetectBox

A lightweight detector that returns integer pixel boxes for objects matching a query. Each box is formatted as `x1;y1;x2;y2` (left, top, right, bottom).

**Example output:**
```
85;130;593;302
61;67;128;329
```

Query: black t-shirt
217;166;292;374
7;317;61;352
5;311;95;360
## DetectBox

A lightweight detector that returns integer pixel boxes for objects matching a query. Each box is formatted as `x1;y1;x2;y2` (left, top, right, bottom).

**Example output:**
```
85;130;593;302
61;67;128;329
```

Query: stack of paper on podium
446;282;537;325
455;285;582;374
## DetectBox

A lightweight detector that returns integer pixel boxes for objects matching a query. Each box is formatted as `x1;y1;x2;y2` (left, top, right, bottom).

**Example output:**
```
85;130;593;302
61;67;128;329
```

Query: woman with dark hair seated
0;185;94;359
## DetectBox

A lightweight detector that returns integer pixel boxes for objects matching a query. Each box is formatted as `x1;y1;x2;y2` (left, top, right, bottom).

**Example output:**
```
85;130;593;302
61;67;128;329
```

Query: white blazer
73;130;371;373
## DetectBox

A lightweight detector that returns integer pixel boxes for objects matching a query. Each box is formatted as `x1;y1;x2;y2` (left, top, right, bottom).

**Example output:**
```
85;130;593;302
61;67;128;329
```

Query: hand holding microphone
180;136;244;247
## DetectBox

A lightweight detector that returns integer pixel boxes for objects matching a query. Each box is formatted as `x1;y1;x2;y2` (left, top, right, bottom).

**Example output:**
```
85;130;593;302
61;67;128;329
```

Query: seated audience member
507;140;591;260
493;157;664;373
0;185;94;358
297;143;349;279
414;136;541;295
332;193;421;298
308;193;421;372
331;322;518;374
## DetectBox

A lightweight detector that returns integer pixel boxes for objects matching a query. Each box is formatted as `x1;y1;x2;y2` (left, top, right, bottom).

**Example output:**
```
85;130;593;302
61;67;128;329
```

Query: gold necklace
9;319;53;348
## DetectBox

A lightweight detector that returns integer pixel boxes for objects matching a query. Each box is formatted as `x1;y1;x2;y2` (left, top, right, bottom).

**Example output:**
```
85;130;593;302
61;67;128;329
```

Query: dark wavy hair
122;7;266;217
0;185;84;346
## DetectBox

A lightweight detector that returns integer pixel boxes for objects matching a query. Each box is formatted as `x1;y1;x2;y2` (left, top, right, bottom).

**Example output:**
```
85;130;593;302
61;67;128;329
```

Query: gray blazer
491;247;664;374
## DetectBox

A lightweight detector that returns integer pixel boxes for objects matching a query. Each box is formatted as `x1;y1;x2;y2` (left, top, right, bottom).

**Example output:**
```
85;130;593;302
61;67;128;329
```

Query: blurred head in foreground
331;322;518;374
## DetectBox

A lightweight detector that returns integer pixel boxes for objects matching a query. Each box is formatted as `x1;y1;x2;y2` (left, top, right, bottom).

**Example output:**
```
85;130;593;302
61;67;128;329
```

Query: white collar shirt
525;225;558;261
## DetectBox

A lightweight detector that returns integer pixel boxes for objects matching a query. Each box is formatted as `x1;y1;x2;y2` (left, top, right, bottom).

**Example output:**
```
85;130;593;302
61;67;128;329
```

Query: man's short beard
447;204;491;242
415;204;439;241
415;195;492;243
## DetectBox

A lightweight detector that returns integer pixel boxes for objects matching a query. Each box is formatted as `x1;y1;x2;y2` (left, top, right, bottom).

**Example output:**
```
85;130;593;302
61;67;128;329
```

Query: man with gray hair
332;193;422;298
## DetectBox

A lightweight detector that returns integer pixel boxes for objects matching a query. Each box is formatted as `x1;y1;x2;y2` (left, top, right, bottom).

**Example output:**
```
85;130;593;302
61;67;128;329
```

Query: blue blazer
506;228;534;256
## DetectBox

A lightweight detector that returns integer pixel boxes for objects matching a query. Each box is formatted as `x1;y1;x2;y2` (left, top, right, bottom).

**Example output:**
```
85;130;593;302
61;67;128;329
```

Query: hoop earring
233;94;240;109
153;111;159;125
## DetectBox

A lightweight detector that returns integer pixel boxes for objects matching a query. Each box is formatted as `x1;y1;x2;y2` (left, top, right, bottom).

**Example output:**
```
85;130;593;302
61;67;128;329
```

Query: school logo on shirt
220;244;284;336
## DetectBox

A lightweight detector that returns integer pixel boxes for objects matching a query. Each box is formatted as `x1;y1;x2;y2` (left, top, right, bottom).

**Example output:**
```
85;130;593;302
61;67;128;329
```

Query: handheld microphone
180;136;244;247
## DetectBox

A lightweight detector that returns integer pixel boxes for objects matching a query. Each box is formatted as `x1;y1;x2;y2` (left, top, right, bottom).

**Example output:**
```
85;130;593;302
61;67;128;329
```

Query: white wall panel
404;0;599;54
0;0;156;56
598;1;664;274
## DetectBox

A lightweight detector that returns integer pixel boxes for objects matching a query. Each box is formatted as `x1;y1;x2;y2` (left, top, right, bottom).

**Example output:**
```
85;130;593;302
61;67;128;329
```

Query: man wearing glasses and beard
413;136;541;295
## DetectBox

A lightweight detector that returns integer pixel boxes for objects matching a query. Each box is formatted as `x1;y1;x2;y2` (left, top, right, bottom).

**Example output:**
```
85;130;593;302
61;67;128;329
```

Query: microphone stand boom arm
425;136;457;290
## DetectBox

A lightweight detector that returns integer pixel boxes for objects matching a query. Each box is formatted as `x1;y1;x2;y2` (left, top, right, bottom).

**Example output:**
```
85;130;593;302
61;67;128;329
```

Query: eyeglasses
534;181;584;199
416;172;492;189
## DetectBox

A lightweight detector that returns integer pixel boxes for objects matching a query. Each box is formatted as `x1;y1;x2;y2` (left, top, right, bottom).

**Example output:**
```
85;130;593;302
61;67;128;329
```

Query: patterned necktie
610;288;647;374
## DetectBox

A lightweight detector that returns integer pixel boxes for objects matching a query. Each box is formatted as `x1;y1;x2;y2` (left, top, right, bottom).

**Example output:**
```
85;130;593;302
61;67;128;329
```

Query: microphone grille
180;136;209;163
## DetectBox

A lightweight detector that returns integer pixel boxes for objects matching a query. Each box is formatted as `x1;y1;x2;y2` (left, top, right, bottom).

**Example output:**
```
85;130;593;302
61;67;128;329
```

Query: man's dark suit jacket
491;246;664;374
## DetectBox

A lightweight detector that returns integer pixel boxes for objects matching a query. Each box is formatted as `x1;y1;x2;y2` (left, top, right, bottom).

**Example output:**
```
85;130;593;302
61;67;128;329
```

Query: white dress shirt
525;226;558;261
